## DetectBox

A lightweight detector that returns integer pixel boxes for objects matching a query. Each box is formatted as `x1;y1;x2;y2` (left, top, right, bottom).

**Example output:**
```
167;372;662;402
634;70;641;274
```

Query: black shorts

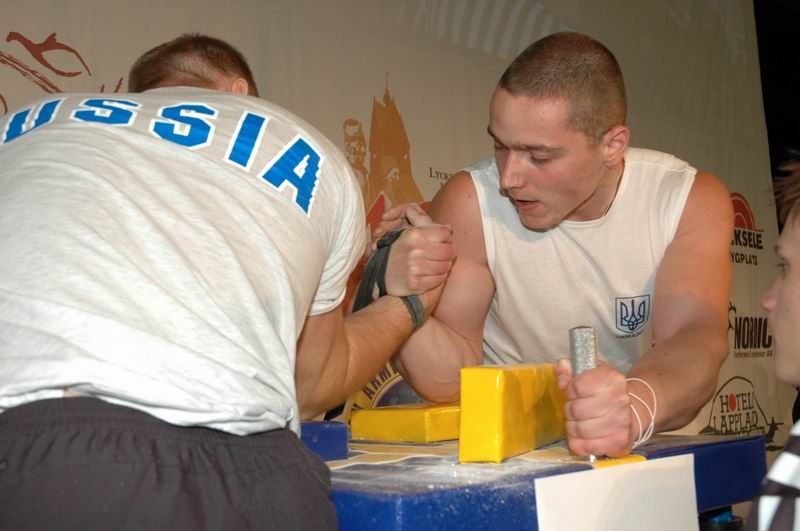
0;397;337;531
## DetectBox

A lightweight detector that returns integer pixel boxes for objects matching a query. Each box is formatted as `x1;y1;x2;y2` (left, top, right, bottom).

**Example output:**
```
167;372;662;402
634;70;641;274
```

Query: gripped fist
554;358;638;458
378;204;454;298
367;203;425;256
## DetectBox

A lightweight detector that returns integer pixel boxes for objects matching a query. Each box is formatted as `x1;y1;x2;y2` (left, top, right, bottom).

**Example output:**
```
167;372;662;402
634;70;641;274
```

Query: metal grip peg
569;325;598;375
569;325;600;462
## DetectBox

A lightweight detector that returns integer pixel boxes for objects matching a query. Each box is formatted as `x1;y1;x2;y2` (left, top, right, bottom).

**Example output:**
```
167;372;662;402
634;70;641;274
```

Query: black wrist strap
400;294;425;330
353;228;425;330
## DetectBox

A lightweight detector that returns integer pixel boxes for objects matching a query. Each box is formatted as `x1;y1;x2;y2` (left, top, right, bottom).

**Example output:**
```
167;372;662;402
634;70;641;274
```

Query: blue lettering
261;136;322;214
152;104;216;148
3;99;327;216
226;112;268;170
72;98;139;125
2;98;64;143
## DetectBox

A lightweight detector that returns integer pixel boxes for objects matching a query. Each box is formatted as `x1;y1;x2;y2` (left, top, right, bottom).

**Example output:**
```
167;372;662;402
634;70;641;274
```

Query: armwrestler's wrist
389;293;425;331
627;379;655;423
377;230;409;297
626;377;657;447
364;227;427;330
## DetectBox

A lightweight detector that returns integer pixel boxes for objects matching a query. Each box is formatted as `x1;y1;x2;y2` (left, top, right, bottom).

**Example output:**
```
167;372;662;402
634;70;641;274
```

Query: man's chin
517;212;556;232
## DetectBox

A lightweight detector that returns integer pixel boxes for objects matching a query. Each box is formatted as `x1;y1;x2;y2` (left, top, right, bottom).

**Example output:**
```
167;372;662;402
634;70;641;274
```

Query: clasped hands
368;203;454;308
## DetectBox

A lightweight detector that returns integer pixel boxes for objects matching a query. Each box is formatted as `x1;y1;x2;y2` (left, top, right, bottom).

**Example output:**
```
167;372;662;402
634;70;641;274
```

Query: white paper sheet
535;455;698;531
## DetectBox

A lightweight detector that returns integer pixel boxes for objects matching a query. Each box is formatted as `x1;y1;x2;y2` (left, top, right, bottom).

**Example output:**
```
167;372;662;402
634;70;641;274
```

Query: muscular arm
558;171;733;456
296;219;454;419
629;170;733;430
392;171;496;403
296;293;430;419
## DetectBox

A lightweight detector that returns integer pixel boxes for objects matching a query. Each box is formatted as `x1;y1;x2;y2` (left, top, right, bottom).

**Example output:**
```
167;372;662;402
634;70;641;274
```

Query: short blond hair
128;34;258;97
499;32;626;144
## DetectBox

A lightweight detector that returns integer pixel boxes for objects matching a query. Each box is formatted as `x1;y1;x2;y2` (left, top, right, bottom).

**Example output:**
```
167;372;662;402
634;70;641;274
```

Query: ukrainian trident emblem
616;295;650;334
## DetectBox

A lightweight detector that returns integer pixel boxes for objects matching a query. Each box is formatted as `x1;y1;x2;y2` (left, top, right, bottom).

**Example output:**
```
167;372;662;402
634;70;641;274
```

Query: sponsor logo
728;301;773;359
341;362;424;421
730;192;764;266
615;295;650;335
701;375;783;450
428;166;453;187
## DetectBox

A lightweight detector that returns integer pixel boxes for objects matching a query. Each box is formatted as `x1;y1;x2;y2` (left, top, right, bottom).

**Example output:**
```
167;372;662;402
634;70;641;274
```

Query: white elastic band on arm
626;377;657;448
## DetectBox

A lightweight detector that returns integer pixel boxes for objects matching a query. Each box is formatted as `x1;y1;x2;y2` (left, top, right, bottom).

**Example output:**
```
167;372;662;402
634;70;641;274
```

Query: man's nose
761;282;778;312
498;152;525;190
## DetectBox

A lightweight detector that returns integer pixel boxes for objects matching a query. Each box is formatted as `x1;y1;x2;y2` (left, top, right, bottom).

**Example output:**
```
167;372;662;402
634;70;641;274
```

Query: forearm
393;316;484;403
295;295;416;419
628;320;728;433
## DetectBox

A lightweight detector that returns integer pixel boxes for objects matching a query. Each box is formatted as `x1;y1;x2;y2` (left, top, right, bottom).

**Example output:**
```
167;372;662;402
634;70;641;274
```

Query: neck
600;161;625;217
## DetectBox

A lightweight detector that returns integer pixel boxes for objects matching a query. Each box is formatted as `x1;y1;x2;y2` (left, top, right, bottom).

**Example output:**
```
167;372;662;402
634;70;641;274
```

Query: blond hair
775;152;800;225
499;32;626;143
128;34;258;97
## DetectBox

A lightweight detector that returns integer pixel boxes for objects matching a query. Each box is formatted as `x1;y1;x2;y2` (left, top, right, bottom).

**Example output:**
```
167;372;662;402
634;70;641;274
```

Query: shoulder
429;168;487;263
431;156;499;215
688;170;729;199
429;170;479;224
625;148;730;217
626;148;699;180
461;156;498;182
685;171;733;219
674;170;733;242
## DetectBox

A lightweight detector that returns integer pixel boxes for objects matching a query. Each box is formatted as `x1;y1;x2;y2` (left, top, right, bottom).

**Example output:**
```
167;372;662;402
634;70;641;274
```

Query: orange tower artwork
338;76;428;419
344;75;427;232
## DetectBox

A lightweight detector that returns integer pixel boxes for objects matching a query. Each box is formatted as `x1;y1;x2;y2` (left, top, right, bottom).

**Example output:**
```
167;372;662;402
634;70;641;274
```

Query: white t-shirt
0;88;364;435
470;147;695;372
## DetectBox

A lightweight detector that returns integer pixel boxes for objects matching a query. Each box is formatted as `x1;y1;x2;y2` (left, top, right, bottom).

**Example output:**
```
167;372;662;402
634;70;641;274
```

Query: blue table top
328;434;766;531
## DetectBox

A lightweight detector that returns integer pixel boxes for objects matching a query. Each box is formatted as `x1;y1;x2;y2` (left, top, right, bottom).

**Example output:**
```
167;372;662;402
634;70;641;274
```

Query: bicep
295;305;345;415
428;171;495;351
652;171;733;341
297;306;343;366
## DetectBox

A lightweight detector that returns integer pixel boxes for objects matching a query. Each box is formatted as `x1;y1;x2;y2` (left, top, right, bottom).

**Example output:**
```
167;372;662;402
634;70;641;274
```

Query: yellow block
349;403;460;443
459;364;567;463
591;454;647;468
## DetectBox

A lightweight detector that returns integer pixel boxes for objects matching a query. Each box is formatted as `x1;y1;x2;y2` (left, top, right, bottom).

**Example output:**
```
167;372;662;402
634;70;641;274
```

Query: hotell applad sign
701;376;783;451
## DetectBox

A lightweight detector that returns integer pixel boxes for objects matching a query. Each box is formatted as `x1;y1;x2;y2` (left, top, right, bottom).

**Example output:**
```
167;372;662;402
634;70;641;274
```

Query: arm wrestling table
322;433;765;530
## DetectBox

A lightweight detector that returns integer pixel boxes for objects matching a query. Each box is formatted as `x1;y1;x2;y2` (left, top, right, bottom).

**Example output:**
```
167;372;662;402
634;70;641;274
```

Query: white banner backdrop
1;0;788;456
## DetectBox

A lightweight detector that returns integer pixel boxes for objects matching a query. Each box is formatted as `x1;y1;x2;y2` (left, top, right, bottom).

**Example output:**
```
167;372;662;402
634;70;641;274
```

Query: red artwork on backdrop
0;31;124;115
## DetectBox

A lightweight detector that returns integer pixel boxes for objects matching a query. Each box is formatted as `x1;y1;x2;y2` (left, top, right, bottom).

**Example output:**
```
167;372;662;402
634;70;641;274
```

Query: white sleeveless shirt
470;147;695;372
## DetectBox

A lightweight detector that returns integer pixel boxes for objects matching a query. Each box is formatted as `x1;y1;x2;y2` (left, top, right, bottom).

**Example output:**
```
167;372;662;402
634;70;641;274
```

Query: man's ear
603;125;630;166
229;77;250;95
